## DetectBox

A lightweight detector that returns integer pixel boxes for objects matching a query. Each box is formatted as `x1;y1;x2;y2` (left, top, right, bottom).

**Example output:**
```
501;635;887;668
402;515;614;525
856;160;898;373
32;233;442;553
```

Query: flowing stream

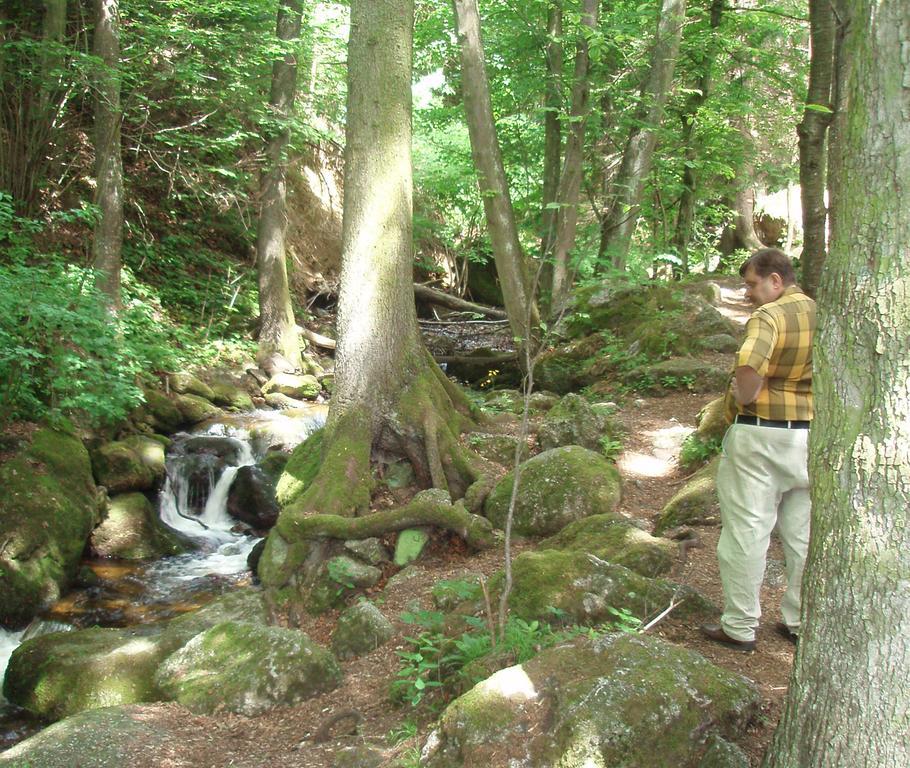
0;405;326;748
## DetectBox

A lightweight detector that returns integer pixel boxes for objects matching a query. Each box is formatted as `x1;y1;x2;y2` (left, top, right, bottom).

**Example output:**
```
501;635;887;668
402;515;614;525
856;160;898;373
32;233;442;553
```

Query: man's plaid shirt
727;285;816;422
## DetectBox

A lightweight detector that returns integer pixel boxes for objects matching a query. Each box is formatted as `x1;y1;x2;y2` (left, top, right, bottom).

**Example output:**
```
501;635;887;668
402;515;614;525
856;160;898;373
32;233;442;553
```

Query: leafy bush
679;433;723;470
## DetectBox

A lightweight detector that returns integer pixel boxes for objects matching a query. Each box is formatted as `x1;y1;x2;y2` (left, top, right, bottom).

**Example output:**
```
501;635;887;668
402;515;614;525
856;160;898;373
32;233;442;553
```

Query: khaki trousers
715;423;811;642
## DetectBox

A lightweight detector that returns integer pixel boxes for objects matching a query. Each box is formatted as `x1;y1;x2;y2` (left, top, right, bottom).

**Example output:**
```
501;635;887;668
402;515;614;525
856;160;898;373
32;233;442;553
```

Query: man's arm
733;365;763;405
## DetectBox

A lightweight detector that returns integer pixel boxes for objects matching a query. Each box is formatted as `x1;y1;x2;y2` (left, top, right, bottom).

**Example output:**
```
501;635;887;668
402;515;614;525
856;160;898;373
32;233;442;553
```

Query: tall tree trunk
91;0;123;309
256;0;304;375
796;0;836;297
452;0;540;348
259;0;484;617
763;0;910;763
539;1;563;264
549;0;598;312
598;0;687;270
671;0;723;275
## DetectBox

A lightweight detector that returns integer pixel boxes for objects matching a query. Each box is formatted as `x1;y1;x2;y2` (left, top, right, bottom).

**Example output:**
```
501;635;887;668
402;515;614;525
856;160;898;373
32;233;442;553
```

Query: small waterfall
0;629;24;707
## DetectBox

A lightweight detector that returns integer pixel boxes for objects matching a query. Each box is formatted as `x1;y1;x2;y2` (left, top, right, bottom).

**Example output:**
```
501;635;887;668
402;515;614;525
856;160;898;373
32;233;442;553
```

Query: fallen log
413;283;508;319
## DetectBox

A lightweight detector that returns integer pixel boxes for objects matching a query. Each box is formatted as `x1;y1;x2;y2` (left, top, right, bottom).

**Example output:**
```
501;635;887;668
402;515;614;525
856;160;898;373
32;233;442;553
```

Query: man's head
739;248;795;307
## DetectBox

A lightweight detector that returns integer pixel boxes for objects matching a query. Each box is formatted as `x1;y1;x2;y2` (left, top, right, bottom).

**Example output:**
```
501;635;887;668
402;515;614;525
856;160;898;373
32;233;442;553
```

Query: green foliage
678;433;723;470
387;720;418;746
598;436;623;461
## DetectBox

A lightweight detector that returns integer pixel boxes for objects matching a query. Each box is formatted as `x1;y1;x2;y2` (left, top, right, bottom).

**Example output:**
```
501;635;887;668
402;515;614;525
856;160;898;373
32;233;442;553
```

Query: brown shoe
700;623;756;651
774;622;798;645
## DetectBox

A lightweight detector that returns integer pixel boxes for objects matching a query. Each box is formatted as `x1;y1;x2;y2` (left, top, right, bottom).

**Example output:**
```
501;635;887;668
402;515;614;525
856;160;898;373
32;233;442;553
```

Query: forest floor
16;281;799;767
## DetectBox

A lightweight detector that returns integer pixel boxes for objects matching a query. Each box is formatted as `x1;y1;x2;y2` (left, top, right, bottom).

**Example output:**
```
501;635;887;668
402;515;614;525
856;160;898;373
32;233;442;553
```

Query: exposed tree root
277;494;497;550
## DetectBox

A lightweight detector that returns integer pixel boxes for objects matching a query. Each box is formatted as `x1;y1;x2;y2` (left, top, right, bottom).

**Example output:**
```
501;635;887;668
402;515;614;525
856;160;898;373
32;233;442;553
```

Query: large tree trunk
548;0;598;313
796;0;836;298
763;0;910;763
91;0;123;309
255;0;304;375
452;0;540;349
598;0;687;270
259;0;485;619
671;0;723;275
539;1;563;263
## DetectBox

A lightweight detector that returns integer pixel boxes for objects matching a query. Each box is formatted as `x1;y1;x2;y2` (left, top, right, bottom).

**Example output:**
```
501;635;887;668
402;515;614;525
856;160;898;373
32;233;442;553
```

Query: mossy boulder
636;358;730;395
465;432;529;466
699;736;751;768
275;428;324;509
331;601;394;660
0;425;101;627
2;626;167;720
209;381;254;411
90;441;157;494
343;537;390;565
0;705;183;768
506;549;713;626
155;621;341;715
167;372;215;401
699;333;740;353
696;397;729;442
654;457;721;535
480;389;524;413
423;633;759;768
309;555;383;613
484;446;621;537
91;492;188;560
173;393;222;425
261;373;321;400
535;335;605;394
158;589;270;651
539;514;676;577
121;435;167;480
537;393;622;455
134;387;183;433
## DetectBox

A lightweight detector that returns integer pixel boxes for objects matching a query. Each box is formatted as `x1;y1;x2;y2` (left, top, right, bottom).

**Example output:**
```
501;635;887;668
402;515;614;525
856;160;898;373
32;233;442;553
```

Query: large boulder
133;387;183;433
90;441;156;494
90;492;189;560
654;457;721;535
637;357;730;394
227;465;279;530
0;705;185;768
422;634;760;768
506;548;713;626
209;381;254;411
0;425;101;627
167;372;216;401
484;446;621;537
538;513;676;577
120;435;167;481
154;621;342;715
173;393;222;425
537;393;621;455
2;626;167;720
261;373;321;400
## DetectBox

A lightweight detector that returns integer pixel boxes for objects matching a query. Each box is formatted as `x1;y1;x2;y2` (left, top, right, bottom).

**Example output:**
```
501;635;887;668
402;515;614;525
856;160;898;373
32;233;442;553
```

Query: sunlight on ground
619;424;693;478
716;285;750;324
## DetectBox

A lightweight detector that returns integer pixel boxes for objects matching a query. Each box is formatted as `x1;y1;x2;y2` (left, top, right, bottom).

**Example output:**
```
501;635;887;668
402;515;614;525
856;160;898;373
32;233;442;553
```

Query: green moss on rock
91;492;188;560
484;446;621;537
654;457;720;536
91;441;156;494
275;429;324;509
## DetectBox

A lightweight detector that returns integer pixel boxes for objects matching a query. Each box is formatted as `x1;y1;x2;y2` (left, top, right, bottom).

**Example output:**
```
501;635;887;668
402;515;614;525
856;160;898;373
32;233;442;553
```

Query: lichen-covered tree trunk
259;0;484;618
548;0;598;314
763;0;910;763
91;0;123;308
255;0;304;375
796;0;836;298
539;1;563;264
452;0;540;348
597;0;686;270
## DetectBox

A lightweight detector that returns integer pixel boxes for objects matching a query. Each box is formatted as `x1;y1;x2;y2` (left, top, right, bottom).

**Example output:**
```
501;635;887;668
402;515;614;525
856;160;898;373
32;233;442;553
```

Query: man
701;248;816;651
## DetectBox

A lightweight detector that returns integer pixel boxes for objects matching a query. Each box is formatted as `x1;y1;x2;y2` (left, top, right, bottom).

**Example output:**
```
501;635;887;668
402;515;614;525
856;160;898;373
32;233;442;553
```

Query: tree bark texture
671;0;723;274
549;0;598;312
91;0;123;308
763;0;910;763
598;0;687;269
796;0;836;298
539;1;563;263
452;0;540;346
256;0;304;375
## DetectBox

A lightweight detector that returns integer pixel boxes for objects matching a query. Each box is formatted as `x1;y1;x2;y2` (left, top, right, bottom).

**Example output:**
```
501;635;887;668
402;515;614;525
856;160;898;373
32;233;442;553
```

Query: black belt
735;415;810;429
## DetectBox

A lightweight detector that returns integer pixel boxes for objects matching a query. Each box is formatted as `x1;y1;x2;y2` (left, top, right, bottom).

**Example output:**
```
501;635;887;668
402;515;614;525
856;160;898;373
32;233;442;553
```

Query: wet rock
484;446;621;537
422;634;759;768
209;381;254;411
331;601;394;660
0;425;100;627
91;441;156;494
227;465;279;531
91;492;189;560
182;435;245;464
155;621;341;715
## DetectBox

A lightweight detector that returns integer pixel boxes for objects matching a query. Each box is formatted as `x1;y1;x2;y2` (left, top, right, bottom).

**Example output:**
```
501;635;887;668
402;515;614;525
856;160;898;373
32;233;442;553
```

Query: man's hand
734;366;763;405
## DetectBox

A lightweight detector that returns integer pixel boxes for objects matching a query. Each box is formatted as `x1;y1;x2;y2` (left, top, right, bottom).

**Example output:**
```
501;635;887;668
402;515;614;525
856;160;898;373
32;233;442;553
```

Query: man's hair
739;248;796;285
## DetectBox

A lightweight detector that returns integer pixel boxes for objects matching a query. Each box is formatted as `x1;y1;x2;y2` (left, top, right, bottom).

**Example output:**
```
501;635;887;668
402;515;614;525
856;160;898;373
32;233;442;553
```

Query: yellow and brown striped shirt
730;285;816;421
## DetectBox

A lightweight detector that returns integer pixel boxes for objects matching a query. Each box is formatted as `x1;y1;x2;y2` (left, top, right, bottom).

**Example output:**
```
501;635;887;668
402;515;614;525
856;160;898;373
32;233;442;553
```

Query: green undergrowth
679;433;723;471
390;599;642;712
